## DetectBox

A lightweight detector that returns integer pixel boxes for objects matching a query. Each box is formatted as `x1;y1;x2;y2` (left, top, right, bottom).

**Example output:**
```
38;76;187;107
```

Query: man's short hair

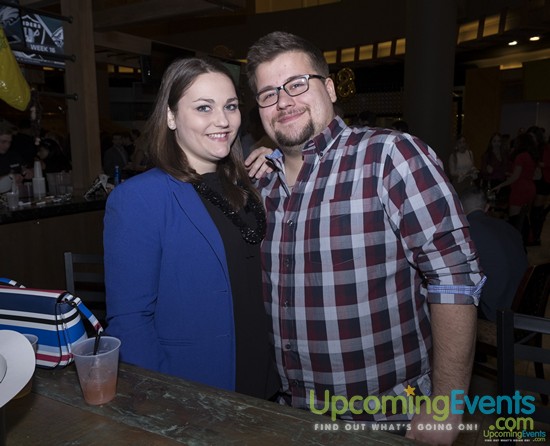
459;185;487;214
0;122;15;137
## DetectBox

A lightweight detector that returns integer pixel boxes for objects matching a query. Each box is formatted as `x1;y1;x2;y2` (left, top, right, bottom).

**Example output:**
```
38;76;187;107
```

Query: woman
527;126;550;245
36;138;71;173
480;132;511;208
448;135;478;194
104;58;278;399
492;132;538;243
128;132;150;174
480;132;510;188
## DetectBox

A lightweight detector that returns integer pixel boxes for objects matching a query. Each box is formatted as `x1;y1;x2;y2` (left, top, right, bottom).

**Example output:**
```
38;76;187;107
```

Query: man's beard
273;120;315;154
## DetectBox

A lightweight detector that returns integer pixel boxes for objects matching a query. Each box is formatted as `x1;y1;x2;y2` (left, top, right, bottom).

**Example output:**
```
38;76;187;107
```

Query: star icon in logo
404;385;416;397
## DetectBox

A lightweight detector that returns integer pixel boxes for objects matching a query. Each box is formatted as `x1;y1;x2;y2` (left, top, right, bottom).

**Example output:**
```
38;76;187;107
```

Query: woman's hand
21;167;34;181
245;147;274;180
11;172;25;185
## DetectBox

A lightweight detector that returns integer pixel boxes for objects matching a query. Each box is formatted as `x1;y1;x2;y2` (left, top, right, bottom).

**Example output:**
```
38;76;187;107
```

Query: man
245;31;484;445
102;133;129;180
0;122;31;193
10;119;38;167
459;186;527;321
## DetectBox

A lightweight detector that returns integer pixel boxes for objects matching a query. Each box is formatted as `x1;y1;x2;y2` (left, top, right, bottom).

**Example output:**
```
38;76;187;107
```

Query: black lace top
197;172;279;399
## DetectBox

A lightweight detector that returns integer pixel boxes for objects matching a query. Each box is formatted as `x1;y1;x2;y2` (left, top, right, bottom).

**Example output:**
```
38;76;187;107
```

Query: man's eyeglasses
255;74;326;108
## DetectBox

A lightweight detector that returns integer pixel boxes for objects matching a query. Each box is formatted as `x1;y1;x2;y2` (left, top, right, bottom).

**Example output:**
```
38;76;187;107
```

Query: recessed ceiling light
529;36;540;41
508;40;518;46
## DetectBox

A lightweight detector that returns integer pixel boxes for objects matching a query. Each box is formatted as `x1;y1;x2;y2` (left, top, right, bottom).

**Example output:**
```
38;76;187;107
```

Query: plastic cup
56;172;72;195
46;173;58;196
32;177;46;199
5;191;19;210
18;182;32;199
72;336;121;405
13;334;38;399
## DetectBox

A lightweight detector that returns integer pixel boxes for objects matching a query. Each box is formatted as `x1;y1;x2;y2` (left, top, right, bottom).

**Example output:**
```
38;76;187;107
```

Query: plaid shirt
258;117;484;422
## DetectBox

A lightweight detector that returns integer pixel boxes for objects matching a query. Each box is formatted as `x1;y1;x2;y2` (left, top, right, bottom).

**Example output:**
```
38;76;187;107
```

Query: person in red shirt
493;132;538;244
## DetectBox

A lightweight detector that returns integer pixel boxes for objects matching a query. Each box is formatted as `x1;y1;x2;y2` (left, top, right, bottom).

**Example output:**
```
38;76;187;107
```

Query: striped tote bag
0;279;103;368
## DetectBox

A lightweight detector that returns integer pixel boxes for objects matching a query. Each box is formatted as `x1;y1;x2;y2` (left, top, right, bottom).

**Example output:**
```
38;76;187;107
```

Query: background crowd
446;126;550;247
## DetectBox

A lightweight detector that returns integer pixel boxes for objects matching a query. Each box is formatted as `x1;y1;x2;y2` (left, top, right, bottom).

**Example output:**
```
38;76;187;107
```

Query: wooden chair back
64;252;106;327
497;310;550;423
475;262;550;378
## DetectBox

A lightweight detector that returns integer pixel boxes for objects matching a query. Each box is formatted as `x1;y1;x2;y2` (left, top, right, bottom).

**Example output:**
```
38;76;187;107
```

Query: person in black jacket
0;122;32;193
459;185;528;321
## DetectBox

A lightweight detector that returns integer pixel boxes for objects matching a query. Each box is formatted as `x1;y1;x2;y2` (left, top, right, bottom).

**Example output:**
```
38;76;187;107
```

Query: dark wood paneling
0;210;104;289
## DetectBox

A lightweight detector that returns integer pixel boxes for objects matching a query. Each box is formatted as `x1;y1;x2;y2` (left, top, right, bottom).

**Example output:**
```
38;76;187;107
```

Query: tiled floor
454;212;550;445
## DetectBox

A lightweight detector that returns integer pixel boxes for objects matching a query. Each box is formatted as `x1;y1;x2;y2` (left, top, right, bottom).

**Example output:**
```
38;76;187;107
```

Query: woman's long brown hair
144;57;261;210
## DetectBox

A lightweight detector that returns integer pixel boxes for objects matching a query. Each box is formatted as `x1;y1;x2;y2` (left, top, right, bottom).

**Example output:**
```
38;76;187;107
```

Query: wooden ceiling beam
94;51;141;69
92;0;245;31
18;0;59;7
94;31;152;56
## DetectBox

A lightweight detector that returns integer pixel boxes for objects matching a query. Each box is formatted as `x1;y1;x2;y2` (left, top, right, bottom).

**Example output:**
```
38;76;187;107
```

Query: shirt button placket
280;208;298;384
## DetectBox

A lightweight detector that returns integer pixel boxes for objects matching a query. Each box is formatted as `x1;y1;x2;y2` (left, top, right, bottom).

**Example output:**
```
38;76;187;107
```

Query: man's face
0;134;12;155
255;51;337;154
112;135;123;147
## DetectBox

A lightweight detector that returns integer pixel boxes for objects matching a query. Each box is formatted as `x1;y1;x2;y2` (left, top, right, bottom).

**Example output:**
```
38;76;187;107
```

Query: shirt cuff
427;276;486;305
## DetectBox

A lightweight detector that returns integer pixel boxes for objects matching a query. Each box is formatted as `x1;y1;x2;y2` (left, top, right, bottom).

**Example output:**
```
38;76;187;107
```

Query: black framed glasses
255;74;326;108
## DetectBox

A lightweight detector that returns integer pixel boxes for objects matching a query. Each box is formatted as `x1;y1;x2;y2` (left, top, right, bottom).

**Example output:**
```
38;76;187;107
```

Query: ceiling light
529;36;540;41
508;40;518;46
500;62;523;70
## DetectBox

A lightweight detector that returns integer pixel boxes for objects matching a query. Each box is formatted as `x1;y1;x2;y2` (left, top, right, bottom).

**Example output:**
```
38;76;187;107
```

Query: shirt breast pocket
306;197;363;266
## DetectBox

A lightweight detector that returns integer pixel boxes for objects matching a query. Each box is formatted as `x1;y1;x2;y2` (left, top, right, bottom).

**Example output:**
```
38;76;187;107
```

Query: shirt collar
265;115;348;166
304;115;347;157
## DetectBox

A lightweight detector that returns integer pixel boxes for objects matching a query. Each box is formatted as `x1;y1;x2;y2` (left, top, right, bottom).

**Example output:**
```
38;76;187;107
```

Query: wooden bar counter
5;363;418;445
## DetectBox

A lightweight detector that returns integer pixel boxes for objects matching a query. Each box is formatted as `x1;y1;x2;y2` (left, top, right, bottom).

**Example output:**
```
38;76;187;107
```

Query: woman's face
491;135;501;151
37;146;49;160
456;137;468;152
167;72;241;174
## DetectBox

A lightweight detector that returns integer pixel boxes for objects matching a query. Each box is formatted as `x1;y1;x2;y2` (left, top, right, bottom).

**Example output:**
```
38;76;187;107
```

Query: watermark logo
482;417;547;442
309;387;548;439
309;388;536;422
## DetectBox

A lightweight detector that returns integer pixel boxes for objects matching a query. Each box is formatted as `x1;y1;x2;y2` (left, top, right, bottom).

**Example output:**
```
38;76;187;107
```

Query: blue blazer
104;168;236;390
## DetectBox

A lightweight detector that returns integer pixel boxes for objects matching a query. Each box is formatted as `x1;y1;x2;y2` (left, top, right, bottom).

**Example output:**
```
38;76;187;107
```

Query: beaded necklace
193;182;266;245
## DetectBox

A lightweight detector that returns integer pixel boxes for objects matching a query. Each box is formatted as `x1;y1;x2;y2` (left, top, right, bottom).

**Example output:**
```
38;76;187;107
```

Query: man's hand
244;147;274;179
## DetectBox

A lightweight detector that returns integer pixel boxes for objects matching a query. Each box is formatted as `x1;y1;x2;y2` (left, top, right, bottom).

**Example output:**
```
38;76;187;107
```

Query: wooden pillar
60;0;101;194
462;67;501;166
96;62;110;122
403;0;457;164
